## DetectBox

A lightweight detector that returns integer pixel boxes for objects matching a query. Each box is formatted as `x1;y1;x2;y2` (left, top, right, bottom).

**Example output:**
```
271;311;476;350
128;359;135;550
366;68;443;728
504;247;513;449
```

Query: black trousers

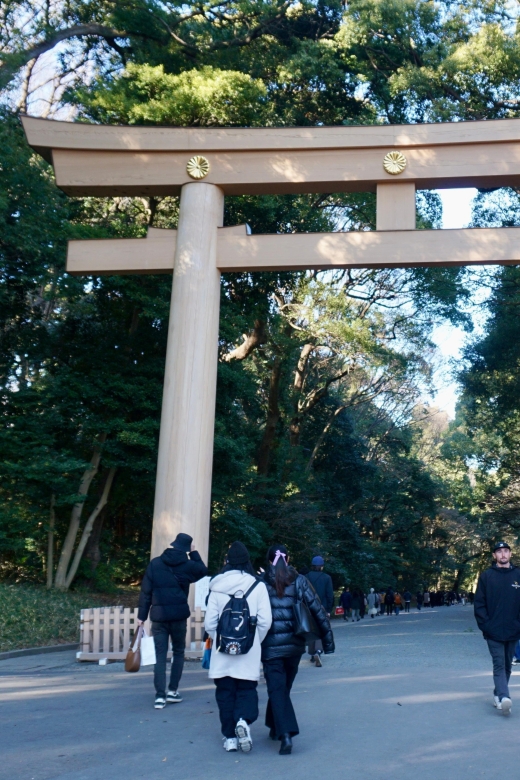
404;602;410;612
486;638;517;699
152;619;187;697
263;655;301;738
214;677;259;738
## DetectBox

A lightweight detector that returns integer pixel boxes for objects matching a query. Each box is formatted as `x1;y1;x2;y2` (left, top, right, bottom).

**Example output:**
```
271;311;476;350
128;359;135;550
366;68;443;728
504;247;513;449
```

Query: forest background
2;0;520;602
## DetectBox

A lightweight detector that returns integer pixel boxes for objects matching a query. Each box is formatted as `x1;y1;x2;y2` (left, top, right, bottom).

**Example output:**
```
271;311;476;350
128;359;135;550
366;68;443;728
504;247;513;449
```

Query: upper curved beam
21;115;520;196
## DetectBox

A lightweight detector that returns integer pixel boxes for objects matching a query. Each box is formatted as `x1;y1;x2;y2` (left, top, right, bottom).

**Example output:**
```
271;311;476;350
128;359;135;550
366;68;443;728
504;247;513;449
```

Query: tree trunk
46;493;55;589
290;344;313;446
54;434;106;589
305;405;347;472
83;507;106;584
257;357;282;476
64;467;117;590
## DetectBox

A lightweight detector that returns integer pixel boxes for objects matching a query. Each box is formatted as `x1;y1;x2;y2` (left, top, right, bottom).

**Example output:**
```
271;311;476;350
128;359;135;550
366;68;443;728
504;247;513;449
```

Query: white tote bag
140;628;157;666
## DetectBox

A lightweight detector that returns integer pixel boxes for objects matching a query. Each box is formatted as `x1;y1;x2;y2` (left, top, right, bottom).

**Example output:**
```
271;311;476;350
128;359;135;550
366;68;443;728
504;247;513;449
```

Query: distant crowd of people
339;586;474;619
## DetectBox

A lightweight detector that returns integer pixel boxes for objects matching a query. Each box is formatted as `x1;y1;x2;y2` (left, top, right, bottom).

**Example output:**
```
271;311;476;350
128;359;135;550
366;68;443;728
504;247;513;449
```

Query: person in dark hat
306;555;334;667
138;532;208;709
474;541;520;715
204;542;272;753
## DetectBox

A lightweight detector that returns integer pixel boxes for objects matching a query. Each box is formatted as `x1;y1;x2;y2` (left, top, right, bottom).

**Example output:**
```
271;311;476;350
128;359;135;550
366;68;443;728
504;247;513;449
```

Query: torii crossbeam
22;115;520;561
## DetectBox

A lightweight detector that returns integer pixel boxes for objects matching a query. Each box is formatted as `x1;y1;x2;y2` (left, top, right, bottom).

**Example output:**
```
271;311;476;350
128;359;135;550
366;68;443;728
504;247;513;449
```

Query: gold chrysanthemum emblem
383;151;407;175
186;155;210;179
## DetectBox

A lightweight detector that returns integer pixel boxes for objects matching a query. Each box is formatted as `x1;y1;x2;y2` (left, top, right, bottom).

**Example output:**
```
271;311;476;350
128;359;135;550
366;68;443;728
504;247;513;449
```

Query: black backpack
216;580;260;655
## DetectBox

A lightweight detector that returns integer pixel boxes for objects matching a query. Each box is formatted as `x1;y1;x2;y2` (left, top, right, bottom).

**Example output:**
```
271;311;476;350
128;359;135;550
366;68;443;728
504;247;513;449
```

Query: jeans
214;677;258;738
352;608;360;620
263;655;301;738
404;602;410;612
152;619;187;697
486;638;517;700
395;606;400;615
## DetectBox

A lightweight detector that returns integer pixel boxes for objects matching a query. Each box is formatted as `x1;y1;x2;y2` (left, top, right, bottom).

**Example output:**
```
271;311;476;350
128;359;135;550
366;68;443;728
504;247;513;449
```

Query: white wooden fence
77;606;205;662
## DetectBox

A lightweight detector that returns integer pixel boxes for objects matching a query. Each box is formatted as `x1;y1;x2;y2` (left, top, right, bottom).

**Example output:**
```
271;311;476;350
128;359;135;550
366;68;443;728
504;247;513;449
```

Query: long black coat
474;563;520;642
261;566;335;661
138;548;208;622
306;570;334;613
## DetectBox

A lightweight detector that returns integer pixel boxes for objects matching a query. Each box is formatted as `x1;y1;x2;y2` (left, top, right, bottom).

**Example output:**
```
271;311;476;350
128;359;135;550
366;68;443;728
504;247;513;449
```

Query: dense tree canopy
2;0;520;592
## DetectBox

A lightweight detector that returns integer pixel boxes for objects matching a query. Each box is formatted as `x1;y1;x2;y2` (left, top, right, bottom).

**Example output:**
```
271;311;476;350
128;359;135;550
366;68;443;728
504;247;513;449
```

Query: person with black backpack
262;544;334;755
204;542;272;753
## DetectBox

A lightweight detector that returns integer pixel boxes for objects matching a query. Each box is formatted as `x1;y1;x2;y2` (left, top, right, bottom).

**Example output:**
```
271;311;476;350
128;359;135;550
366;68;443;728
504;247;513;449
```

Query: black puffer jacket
261;566;335;661
474;563;520;642
138;548;208;622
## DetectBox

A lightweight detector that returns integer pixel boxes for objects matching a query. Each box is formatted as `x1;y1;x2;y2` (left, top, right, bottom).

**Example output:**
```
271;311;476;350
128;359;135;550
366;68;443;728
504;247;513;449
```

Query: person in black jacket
138;532;208;709
261;544;334;755
306;555;334;667
474;541;520;715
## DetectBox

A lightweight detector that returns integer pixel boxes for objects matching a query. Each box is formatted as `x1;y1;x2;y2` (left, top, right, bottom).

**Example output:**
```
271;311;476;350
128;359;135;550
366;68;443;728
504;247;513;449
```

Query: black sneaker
166;690;183;703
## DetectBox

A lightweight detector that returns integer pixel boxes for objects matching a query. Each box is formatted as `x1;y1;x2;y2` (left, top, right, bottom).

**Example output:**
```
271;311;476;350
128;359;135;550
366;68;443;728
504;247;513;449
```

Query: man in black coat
138;532;208;709
474;541;520;715
306;555;334;667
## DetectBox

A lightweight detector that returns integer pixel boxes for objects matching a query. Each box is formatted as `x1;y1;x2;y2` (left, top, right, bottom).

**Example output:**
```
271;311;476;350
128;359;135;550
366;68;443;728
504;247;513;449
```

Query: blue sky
429;188;478;418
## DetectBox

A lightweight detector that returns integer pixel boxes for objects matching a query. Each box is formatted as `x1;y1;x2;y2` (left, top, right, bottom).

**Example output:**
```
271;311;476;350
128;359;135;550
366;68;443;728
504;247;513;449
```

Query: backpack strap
244;579;261;599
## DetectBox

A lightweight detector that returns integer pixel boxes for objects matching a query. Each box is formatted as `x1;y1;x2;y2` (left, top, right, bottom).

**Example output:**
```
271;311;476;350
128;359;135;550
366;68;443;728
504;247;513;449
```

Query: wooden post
150;182;224;562
376;182;416;231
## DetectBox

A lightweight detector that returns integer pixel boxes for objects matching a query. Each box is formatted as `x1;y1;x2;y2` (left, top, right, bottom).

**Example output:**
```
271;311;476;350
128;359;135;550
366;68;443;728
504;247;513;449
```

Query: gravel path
1;604;518;780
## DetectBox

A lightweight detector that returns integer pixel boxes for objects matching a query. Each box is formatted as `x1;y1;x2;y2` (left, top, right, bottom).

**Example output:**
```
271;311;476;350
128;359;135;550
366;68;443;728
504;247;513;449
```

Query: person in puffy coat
138;532;208;709
204;542;272;753
261;544;334;755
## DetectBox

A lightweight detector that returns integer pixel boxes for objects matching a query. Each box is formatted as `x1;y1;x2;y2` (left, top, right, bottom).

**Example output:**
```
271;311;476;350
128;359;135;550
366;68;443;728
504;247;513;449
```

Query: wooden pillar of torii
22;116;520;562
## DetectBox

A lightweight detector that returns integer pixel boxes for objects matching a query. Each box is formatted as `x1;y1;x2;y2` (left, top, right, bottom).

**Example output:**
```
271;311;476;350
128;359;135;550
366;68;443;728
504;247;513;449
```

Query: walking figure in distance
262;545;334;754
403;590;412;613
306;555;334;667
366;588;378;618
474;541;520;715
137;533;208;709
340;585;352;621
204;542;272;752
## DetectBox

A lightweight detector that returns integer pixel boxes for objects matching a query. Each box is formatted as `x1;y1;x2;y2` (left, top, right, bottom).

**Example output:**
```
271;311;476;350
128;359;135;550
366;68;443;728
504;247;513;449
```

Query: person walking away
385;588;394;616
423;590;431;608
416;591;423;610
394;592;402;615
262;545;334;754
403;590;412;613
360;592;367;619
306;555;334;667
138;533;208;709
367;588;378;618
380;591;386;615
351;590;361;621
340;586;352;621
204;542;272;753
474;541;520;715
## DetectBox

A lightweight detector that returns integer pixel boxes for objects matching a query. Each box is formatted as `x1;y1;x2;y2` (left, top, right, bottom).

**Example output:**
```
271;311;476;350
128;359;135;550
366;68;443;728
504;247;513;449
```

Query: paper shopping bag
140;629;156;666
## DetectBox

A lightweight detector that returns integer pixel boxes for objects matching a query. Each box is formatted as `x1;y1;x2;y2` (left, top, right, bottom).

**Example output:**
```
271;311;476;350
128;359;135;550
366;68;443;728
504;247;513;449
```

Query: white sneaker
223;738;238;752
154;696;166;709
501;697;512;715
235;719;253;752
166;690;183;703
494;695;501;709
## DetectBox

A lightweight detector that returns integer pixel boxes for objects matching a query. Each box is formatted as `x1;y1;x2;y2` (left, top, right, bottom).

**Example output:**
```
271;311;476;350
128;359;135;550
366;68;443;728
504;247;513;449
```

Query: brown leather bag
125;626;142;673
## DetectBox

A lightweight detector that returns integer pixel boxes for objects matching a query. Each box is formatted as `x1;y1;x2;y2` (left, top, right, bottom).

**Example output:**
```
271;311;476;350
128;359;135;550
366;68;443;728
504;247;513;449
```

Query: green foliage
0;583;138;651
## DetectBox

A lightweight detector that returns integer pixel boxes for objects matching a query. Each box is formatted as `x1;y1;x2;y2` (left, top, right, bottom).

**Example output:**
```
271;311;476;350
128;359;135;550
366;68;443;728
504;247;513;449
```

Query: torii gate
22;115;520;562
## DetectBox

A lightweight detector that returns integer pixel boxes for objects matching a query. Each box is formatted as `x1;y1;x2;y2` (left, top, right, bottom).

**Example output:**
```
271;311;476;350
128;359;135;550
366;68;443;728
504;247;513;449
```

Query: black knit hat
171;533;192;553
227;541;251;567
